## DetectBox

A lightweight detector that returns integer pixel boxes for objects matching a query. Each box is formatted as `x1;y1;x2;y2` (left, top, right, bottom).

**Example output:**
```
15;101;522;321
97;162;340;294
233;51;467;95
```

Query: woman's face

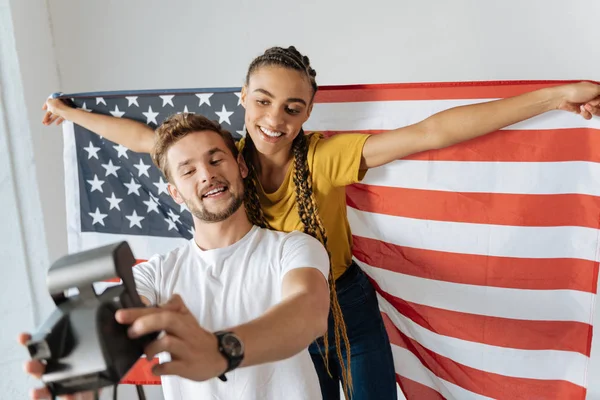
241;65;314;158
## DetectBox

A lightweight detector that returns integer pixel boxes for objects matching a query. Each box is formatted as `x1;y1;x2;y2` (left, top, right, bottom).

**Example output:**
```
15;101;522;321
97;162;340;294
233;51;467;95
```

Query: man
19;113;330;400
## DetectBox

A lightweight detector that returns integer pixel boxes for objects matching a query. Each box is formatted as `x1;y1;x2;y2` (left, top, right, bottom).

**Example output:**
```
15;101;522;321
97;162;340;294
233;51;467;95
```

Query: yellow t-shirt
237;132;370;280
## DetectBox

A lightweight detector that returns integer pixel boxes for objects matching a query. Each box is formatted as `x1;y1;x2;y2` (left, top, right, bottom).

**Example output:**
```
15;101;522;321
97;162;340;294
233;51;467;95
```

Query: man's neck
193;207;254;250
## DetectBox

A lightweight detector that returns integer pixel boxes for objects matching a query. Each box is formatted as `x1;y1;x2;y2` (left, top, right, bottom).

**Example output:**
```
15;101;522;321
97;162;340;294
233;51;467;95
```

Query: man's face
166;131;247;223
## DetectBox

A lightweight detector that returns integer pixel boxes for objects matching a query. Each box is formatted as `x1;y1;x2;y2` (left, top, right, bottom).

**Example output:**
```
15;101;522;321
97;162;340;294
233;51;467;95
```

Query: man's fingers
31;386;94;400
115;306;163;325
18;333;31;346
127;311;189;339
159;294;190;314
23;360;45;379
30;386;51;399
144;334;187;360
151;360;188;377
116;295;190;325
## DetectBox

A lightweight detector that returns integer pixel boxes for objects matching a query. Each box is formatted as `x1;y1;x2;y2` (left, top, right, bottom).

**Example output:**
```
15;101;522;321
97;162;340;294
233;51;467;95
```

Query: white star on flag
143;105;159;125
165;217;177;231
180;202;190;213
113;144;129;159
167;209;181;224
143;196;160;214
87;175;104;193
215;104;234;125
236;124;246;137
110;105;125;118
178;105;195;115
149;192;160;203
234;92;242;105
79;102;92;112
125;210;144;229
105;192;123;211
153;177;169;195
83;141;101;159
126;96;139;107
89;208;108;226
195;93;213;107
161;95;175;107
96;97;106;106
133;158;151;178
124;177;142;196
101;159;121;177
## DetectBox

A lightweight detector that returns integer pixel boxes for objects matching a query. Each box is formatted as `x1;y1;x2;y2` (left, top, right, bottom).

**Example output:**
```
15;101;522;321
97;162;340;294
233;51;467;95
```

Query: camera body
26;241;157;396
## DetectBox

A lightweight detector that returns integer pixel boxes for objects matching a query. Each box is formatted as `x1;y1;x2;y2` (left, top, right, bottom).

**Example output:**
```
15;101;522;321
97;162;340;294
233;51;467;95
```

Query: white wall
48;0;600;92
2;0;600;399
0;0;63;397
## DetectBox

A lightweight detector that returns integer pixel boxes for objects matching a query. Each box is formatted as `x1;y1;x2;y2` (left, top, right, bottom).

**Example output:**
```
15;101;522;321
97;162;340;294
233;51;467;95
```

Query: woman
43;46;600;400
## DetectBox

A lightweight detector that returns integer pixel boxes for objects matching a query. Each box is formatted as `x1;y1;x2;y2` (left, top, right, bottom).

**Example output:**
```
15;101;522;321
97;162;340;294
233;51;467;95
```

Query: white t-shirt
133;225;329;400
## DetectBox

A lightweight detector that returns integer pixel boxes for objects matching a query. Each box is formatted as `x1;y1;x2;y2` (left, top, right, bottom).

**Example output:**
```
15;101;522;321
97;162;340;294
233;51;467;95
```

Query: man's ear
237;152;249;179
167;182;185;205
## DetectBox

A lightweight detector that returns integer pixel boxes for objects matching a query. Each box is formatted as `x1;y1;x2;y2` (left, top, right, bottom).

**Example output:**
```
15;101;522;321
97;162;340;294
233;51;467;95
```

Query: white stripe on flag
348;207;600;262
361;160;600;196
392;345;494;400
307;100;600;131
379;295;589;385
359;259;594;323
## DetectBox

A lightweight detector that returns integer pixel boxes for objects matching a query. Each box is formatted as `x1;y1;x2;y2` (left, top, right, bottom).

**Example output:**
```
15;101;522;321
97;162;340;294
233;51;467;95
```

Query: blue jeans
309;262;398;400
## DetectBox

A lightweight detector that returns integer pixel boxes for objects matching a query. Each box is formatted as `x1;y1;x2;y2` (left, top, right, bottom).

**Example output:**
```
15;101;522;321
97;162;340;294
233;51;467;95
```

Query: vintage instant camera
26;241;157;397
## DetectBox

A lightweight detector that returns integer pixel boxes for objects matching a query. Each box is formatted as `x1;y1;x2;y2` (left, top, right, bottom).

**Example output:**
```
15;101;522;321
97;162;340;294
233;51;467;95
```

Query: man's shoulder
255;226;318;244
139;239;194;268
254;227;325;255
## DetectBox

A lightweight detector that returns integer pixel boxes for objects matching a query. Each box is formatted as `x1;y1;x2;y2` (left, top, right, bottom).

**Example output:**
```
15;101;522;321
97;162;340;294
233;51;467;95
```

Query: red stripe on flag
382;314;587;400
121;358;161;385
352;236;598;293
322;128;600;163
397;375;446;400
315;80;595;103
347;185;600;229
372;279;593;355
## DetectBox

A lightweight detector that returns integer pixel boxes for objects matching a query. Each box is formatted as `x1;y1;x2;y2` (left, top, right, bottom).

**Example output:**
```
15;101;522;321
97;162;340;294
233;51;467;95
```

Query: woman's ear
240;85;248;109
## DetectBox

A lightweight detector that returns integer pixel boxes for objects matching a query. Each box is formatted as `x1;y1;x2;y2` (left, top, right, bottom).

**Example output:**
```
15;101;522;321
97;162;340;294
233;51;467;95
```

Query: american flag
61;81;600;399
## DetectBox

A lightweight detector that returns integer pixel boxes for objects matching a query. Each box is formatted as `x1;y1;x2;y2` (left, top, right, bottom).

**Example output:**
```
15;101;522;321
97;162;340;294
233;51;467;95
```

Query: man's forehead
167;131;234;170
172;131;228;154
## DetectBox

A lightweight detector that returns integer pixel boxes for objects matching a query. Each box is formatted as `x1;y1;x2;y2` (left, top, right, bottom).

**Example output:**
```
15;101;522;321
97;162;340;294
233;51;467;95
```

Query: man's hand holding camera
19;333;95;400
19;294;228;399
115;294;228;381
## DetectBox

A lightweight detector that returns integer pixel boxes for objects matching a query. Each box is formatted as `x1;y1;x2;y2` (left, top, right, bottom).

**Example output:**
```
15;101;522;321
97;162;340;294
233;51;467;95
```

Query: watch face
222;334;244;357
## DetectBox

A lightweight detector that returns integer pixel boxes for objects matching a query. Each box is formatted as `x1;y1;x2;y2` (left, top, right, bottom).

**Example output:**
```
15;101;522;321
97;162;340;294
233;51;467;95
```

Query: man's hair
151;113;238;182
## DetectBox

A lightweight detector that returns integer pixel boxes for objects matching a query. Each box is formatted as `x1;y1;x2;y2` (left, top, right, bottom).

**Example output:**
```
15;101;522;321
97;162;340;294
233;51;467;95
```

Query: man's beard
186;189;244;223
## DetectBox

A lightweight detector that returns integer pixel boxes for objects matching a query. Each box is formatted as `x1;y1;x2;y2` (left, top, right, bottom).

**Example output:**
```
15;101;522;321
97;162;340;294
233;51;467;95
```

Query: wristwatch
215;331;244;382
